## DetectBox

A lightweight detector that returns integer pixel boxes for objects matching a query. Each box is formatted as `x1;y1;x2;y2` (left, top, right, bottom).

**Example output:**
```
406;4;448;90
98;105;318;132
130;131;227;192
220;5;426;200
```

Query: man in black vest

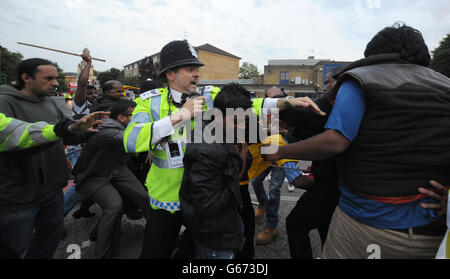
264;23;450;259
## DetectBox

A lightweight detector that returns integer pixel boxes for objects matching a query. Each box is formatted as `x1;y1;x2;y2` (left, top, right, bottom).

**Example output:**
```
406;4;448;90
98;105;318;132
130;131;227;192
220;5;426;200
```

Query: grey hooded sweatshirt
0;85;69;213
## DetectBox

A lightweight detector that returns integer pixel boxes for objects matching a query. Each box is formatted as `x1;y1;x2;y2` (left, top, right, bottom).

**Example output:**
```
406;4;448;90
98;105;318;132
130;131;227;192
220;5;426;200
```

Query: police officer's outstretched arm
0;111;109;152
277;96;326;116
0;112;60;151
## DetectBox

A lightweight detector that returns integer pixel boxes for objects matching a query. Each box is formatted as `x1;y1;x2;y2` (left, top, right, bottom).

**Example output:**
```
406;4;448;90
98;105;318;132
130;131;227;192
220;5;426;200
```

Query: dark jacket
280;93;338;184
333;54;450;197
0;85;88;213
90;94;121;112
180;139;244;251
73;118;132;198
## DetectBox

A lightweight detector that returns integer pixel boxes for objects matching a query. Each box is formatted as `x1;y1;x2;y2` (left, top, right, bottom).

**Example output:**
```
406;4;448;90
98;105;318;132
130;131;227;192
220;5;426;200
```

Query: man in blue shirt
264;23;450;258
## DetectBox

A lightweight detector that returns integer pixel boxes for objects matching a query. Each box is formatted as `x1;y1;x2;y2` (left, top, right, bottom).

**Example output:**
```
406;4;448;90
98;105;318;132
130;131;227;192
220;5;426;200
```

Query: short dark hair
214;83;253;114
16;58;55;90
109;99;136;120
87;85;96;91
364;22;431;66
101;80;121;94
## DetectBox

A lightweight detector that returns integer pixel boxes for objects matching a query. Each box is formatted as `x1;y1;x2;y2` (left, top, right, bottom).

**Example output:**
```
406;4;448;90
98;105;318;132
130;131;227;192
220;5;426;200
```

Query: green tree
54;62;67;93
430;34;450;77
239;61;260;79
0;45;23;84
120;75;141;87
138;57;163;86
97;67;122;86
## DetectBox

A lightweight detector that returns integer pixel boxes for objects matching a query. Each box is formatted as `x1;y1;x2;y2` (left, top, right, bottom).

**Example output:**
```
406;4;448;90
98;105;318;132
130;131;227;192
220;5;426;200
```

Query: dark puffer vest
332;54;450;197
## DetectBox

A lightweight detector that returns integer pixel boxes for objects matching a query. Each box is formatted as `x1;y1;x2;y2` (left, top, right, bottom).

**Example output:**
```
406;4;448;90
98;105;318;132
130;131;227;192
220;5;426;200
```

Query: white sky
1;0;449;74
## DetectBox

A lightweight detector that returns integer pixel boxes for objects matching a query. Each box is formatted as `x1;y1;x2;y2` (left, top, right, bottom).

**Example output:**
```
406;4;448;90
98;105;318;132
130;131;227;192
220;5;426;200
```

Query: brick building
123;42;240;81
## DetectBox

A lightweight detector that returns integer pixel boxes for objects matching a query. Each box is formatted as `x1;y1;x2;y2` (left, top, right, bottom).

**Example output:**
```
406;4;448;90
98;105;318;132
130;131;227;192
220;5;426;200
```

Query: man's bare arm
74;53;92;106
263;129;350;162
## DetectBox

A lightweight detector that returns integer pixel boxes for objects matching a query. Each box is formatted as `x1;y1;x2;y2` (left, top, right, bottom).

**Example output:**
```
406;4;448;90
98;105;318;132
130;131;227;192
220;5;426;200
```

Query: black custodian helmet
158;40;204;76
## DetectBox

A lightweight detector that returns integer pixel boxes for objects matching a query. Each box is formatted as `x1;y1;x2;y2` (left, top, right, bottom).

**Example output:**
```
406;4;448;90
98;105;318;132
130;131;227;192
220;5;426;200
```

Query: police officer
124;40;324;258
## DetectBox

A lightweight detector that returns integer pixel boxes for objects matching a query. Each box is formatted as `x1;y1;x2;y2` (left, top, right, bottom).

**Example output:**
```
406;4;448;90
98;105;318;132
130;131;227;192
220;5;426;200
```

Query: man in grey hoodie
0;58;108;258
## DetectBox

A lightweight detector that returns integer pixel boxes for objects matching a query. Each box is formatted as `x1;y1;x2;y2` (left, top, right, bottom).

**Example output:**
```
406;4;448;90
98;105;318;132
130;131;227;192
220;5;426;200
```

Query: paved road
55;178;322;259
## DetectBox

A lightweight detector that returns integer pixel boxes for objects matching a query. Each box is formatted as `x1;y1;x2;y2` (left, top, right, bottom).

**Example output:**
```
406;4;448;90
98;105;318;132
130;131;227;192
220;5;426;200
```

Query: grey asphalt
52;97;322;259
54;179;322;259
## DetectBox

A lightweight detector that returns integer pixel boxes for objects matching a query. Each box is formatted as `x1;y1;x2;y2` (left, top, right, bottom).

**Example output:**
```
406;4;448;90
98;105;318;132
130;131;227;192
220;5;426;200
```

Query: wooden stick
17;42;106;62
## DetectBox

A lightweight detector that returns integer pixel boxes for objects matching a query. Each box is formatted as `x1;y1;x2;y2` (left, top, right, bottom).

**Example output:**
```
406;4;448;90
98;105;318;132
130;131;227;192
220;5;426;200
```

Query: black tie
181;94;188;106
172;95;186;108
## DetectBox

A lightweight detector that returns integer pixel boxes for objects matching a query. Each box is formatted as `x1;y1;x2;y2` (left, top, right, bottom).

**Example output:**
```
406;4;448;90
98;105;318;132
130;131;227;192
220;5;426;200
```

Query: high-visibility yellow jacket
123;86;265;213
0;112;60;152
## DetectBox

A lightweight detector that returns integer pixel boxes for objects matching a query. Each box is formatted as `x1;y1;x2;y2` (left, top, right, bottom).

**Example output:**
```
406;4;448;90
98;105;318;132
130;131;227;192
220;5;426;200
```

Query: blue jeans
64;145;84;215
251;166;285;229
65;145;82;167
195;240;235;259
64;186;84;216
0;189;64;258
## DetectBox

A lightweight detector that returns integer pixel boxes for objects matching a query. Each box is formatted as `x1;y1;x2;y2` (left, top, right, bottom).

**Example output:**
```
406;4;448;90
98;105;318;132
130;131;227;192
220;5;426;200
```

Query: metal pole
17;42;106;62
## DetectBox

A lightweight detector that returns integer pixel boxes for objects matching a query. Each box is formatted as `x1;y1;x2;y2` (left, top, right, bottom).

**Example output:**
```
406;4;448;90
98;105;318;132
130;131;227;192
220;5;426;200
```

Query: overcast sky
1;0;449;74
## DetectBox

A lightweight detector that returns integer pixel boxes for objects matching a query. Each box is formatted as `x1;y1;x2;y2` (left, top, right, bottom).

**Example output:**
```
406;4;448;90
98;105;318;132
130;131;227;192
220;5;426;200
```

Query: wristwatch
284;96;293;107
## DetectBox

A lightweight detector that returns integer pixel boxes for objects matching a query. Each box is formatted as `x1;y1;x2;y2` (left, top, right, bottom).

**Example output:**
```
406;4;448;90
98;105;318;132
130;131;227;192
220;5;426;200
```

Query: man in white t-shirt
72;53;97;120
64;53;97;219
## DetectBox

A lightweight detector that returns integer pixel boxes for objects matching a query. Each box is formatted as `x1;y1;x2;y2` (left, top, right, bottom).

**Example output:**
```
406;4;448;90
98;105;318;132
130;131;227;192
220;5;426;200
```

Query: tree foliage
0;46;23;84
96;67;142;88
54;62;67;93
96;67;122;86
430;34;450;78
239;61;260;79
138;57;163;86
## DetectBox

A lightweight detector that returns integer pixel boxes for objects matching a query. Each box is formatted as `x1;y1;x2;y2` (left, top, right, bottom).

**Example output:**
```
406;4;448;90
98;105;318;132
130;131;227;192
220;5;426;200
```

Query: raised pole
17;42;106;62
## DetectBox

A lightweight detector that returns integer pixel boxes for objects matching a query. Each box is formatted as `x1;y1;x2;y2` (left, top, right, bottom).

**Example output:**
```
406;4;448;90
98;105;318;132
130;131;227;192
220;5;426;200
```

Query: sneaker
287;184;295;192
256;226;279;245
254;204;266;219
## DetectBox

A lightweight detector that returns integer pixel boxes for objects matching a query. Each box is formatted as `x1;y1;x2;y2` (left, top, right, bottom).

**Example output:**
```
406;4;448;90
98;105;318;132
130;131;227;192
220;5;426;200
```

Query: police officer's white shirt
150;88;183;145
150;88;279;145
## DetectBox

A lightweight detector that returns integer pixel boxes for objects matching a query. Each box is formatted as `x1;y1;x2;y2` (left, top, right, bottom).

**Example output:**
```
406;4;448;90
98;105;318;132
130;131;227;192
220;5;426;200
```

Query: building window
279;72;290;85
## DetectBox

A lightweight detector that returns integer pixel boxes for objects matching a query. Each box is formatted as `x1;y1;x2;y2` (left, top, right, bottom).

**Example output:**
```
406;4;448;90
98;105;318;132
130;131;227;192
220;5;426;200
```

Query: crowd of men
0;22;449;259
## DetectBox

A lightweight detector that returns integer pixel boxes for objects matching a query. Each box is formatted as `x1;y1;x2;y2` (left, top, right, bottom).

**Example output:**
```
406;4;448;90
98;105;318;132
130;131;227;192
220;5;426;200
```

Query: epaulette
140;89;161;101
195;86;209;95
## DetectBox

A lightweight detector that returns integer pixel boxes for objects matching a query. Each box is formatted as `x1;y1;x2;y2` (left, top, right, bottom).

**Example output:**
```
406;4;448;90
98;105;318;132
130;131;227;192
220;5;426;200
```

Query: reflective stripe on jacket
0;112;60;152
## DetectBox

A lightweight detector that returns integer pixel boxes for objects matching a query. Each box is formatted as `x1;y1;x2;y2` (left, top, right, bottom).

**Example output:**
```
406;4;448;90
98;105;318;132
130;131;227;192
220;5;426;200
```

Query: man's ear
166;70;175;82
21;73;32;85
117;114;125;123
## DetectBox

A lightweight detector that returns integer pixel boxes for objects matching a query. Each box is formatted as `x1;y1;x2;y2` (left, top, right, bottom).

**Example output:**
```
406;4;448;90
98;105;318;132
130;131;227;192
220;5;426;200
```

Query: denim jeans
64;187;84;216
251;166;285;229
0;189;64;258
195;240;235;259
64;145;84;215
65;145;82;168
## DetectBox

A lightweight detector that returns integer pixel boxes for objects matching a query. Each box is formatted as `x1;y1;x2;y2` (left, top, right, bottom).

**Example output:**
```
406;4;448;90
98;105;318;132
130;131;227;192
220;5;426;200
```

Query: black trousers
140;207;196;259
286;179;340;259
235;184;255;259
89;168;150;258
